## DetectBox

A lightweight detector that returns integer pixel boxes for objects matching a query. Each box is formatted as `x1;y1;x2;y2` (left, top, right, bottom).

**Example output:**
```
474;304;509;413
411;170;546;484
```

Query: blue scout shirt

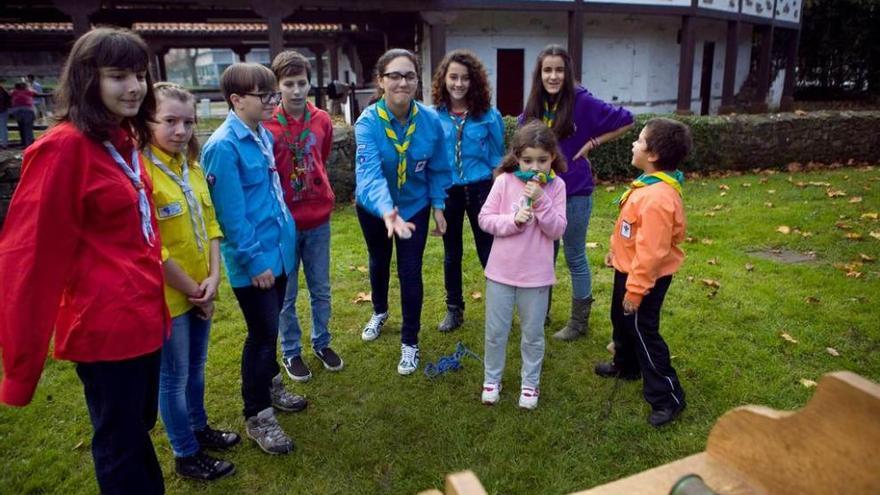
201;111;296;288
434;106;505;186
355;100;452;221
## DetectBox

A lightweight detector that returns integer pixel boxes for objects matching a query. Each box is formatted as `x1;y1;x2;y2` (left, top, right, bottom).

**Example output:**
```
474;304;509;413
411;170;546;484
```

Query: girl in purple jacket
519;44;634;342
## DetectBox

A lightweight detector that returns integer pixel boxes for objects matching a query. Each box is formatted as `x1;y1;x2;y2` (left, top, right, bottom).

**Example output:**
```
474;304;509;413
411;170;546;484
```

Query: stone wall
0;150;21;229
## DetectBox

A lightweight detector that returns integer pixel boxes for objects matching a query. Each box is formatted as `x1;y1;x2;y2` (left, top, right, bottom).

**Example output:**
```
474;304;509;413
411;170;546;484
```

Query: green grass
2;166;879;494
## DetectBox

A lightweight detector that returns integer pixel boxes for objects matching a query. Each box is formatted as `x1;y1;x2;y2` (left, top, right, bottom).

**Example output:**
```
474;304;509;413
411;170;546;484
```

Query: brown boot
552;296;593;341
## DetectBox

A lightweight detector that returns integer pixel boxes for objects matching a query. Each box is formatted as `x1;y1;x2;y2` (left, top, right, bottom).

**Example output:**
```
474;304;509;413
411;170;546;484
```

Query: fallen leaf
871;231;880;240
760;177;769;184
605;186;616;192
849;196;863;203
705;212;716;217
794;109;808;116
846;271;863;278
781;332;799;344
606;341;616;354
845;232;863;240
808;181;831;187
471;291;482;300
776;225;791;234
701;279;721;288
800;378;818;388
767;189;776;194
72;440;84;450
720;191;728;197
719;184;730;190
800;231;814;238
745;263;755;271
836;221;852;230
686;276;695;282
741;183;752;188
765;202;774;208
352;291;372;303
701;238;714;245
859;253;876;262
586;242;599;249
826;347;840;357
707;257;718;265
826;189;847;198
804;296;820;304
787;162;803;172
357;265;368;273
860;212;878;220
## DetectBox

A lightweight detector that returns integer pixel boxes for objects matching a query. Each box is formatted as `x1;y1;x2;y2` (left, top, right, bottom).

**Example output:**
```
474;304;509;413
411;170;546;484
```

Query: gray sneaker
245;407;293;455
270;373;308;412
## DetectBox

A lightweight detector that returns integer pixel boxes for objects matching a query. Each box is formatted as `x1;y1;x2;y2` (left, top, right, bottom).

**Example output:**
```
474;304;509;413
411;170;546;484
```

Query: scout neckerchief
229;111;291;228
275;105;311;192
103;140;156;246
542;99;558;128
514;169;556;206
146;147;208;253
448;108;468;180
615;170;684;208
376;97;418;189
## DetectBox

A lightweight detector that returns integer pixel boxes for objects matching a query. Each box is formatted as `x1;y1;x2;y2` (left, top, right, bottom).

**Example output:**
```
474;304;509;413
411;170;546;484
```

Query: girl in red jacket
0;28;168;494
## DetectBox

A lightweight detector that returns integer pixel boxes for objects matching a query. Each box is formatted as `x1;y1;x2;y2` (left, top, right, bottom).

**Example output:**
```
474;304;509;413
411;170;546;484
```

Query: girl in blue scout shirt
355;48;453;376
200;63;306;456
430;49;505;333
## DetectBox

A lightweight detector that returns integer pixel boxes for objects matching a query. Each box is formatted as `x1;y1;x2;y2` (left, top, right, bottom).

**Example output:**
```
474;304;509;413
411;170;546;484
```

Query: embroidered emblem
621;221;632;239
206;173;216;187
414;160;427;172
157;201;184;219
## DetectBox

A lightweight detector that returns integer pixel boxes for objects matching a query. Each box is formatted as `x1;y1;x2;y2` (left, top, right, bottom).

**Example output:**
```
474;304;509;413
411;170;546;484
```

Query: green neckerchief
615;170;684;207
376;97;418;189
514;169;556;206
275;105;311;192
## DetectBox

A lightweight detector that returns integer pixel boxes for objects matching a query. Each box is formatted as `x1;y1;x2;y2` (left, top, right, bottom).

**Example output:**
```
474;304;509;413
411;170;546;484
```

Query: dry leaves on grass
826;189;847;198
701;279;721;288
471;291;482;300
844;232;863;241
780;332;799;344
800;378;818;388
826;347;841;357
765;202;774;208
605;186;616;192
859;253;876;262
777;225;792;235
586;242;599;249
707;257;718;265
804;296;820;304
861;212;878;220
701;238;714;245
745;263;755;272
719;184;730;191
849;196;863;204
349;265;368;273
352;291;372;303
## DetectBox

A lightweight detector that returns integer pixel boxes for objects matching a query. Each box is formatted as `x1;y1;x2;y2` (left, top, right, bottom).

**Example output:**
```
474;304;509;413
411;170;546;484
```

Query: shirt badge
157;201;184;219
621;221;632;239
414;160;427;172
206;173;216;187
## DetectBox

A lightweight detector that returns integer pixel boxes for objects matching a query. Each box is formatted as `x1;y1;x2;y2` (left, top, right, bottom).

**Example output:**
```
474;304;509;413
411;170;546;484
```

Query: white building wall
443;10;755;115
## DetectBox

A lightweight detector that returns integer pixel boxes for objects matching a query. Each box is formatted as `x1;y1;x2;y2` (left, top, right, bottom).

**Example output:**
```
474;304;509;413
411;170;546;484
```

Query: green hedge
503;111;880;180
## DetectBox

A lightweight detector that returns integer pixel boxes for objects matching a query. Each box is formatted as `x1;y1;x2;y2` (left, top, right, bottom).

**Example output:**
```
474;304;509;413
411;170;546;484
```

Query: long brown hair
522;45;577;140
495;120;567;177
369;48;420;105
53;27;156;147
151;82;201;164
430;49;492;118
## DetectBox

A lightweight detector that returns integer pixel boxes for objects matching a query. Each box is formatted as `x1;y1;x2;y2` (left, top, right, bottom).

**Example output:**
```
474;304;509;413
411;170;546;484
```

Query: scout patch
157;201;184;219
621;220;632;239
206;173;216;187
414;160;427;172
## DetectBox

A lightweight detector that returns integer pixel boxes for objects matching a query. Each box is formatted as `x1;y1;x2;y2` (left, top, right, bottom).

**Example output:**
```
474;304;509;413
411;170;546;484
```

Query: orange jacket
610;181;686;306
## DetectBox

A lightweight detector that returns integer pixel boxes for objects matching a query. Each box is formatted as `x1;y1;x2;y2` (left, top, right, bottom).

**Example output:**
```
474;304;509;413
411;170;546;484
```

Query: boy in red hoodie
263;50;342;382
595;117;692;427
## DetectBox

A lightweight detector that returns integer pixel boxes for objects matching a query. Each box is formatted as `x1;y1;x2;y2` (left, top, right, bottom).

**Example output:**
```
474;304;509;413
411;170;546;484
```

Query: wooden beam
779;28;799;112
676;15;696;115
314;44;325;109
719;19;739;114
267;15;284;60
752;25;774;113
567;8;584;82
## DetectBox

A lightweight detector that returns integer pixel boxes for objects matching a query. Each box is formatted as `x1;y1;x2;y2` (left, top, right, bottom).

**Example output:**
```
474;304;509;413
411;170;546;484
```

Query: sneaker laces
401;345;418;365
259;416;287;443
366;313;385;331
193;452;219;472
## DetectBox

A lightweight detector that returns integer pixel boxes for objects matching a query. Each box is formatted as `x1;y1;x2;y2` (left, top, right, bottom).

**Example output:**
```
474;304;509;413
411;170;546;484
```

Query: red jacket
0;122;169;406
263;103;335;230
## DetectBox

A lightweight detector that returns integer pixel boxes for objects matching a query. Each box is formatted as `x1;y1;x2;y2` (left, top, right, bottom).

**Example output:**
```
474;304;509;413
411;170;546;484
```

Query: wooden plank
445;471;488;495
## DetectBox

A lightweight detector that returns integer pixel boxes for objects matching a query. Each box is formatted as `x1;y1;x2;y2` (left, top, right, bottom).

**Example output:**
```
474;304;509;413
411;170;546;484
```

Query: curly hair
430;49;492;118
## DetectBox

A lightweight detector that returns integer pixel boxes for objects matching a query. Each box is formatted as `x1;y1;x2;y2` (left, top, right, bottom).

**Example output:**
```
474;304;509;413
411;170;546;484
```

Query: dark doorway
700;42;716;115
496;49;524;116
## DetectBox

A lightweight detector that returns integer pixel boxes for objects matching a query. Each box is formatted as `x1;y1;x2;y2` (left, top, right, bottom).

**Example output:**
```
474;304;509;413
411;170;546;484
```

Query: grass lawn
1;166;879;494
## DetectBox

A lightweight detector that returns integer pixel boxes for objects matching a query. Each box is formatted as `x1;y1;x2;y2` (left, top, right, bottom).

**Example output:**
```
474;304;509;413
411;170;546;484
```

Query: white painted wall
442;10;755;115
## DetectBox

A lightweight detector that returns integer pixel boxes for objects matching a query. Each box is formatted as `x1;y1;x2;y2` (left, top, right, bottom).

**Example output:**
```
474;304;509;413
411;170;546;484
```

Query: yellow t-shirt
144;144;223;317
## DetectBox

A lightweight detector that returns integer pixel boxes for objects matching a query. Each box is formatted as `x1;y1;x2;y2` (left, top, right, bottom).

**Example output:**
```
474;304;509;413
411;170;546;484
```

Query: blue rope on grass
423;341;482;379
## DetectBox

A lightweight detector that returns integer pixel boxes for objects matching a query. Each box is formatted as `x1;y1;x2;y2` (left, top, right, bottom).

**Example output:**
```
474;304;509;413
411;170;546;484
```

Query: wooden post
567;8;584;81
752;24;774;113
156;48;168;82
251;0;298;60
329;43;343;116
53;0;100;38
779;28;800;112
233;47;250;62
719;20;739;114
676;15;696;115
267;15;284;60
314;45;325;109
421;12;458;79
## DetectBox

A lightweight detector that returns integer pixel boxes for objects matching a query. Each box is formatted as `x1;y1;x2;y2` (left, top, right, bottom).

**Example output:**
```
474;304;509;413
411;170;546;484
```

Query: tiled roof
0;22;351;34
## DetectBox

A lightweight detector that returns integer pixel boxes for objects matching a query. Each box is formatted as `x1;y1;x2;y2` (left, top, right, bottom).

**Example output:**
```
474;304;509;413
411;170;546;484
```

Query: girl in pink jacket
478;121;567;410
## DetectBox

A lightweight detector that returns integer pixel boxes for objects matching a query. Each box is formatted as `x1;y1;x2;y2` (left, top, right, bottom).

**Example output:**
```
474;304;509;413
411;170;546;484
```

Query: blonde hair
152;82;200;163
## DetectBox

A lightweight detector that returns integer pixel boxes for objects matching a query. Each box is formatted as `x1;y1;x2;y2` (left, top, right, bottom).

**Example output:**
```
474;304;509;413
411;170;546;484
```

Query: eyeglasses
382;72;419;83
242;91;282;105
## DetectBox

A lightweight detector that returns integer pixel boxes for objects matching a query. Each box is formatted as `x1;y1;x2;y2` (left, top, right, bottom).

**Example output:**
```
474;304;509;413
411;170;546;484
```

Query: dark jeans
232;274;287;418
611;270;685;411
442;180;494;308
356;205;429;345
76;350;164;495
11;107;35;148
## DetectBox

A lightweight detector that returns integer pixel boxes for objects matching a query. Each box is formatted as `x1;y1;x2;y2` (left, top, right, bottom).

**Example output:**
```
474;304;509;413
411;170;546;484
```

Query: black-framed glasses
242;91;282;105
382;71;419;83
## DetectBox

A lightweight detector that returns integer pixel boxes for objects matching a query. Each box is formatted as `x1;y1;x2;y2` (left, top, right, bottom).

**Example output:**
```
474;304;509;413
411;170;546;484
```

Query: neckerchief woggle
229;111;292;229
274;105;311;192
514;169;556;206
146;148;209;253
103;141;156;246
376;97;418;189
615;170;684;207
542;99;558;128
448;109;468;180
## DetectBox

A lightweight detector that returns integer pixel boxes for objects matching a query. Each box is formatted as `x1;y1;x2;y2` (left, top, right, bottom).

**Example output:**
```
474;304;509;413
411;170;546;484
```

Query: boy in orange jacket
595;117;692;427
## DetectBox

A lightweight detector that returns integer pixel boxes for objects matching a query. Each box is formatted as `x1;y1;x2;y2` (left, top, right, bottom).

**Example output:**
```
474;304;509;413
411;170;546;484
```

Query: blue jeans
279;220;332;359
11;106;34;148
158;309;210;457
0;110;8;147
554;195;594;299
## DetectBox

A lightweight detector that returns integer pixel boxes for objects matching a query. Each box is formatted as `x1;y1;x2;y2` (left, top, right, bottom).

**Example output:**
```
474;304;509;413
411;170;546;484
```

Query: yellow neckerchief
376;97;418;189
616;170;684;208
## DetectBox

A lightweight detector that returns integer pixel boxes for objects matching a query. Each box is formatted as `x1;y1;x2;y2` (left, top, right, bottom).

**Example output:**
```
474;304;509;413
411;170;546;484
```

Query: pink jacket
478;172;567;287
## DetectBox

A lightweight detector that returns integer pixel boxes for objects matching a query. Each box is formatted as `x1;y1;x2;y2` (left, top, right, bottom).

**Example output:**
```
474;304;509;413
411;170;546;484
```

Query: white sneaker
361;312;388;342
397;344;420;375
518;386;540;410
481;382;501;405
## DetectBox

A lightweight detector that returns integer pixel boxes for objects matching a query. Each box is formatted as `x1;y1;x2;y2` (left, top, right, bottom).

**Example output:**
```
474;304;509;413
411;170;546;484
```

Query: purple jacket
519;86;633;196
